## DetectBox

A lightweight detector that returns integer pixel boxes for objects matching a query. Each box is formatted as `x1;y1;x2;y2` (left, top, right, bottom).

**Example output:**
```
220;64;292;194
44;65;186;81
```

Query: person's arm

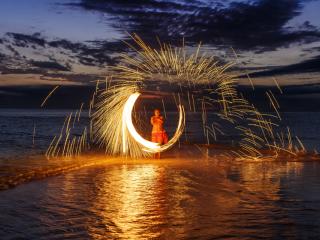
150;116;155;125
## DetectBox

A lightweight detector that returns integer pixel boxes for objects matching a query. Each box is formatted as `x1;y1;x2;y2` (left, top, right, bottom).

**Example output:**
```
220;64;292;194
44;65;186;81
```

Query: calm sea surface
0;109;320;239
0;109;320;160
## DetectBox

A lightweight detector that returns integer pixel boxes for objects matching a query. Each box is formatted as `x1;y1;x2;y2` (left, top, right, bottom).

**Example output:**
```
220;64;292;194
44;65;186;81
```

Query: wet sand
1;144;319;191
0;145;226;191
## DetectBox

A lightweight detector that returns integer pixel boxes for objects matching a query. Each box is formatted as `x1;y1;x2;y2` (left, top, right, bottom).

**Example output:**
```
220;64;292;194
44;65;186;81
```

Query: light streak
122;92;185;154
41;86;59;107
122;93;160;153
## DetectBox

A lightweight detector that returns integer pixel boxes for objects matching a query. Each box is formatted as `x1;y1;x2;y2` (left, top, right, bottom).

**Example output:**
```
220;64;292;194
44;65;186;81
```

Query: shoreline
1;144;320;191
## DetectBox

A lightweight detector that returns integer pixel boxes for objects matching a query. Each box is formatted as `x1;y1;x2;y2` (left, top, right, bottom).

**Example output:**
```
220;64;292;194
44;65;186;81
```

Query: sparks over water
44;34;308;160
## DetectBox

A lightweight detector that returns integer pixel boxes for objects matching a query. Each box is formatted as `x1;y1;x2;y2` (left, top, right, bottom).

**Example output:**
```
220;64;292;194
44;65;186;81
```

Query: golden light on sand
122;92;185;154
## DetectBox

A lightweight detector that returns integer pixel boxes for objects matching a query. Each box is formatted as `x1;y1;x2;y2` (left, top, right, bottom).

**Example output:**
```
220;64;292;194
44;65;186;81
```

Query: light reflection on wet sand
0;154;320;239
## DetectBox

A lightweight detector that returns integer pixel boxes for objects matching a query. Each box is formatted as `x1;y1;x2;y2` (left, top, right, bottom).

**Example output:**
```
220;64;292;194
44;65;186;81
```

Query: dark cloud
44;73;101;83
7;32;46;47
0;32;132;80
0;68;44;75
0;52;5;63
47;39;125;65
240;55;320;78
31;61;71;71
1;32;122;68
76;0;320;51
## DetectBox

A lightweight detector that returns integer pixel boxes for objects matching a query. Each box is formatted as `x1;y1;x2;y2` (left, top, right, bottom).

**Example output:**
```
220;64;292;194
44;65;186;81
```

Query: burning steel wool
46;34;307;160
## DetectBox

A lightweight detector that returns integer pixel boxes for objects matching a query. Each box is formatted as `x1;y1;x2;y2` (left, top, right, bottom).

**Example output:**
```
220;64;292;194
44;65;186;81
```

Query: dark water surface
1;109;320;160
0;160;320;239
0;110;320;239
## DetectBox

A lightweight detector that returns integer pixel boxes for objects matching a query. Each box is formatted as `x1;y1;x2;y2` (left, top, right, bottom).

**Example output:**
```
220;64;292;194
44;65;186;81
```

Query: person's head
154;109;160;116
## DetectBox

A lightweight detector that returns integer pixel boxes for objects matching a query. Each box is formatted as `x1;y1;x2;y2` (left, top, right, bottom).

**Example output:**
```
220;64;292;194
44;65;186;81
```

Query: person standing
150;109;168;158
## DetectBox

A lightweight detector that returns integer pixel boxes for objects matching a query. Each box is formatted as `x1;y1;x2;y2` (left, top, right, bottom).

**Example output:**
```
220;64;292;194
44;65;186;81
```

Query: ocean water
1;109;320;161
0;158;320;239
0;109;320;239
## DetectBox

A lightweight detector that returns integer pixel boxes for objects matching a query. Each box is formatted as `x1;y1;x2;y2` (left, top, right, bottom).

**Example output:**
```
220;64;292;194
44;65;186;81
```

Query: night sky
0;0;320;110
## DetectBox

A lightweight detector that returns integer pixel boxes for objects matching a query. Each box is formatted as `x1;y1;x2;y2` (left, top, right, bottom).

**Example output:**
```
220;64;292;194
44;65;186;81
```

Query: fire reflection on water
1;157;319;239
234;162;303;201
82;159;243;239
88;165;167;239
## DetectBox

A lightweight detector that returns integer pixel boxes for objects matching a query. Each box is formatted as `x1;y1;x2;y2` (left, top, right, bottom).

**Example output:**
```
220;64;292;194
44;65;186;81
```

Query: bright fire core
122;92;185;154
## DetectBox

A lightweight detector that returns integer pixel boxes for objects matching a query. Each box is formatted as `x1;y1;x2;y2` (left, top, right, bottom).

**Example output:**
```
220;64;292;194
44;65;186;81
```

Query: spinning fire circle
122;92;185;154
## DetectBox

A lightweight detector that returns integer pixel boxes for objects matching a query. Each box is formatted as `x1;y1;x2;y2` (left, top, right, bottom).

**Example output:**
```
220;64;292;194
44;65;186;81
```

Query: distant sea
0;109;319;161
